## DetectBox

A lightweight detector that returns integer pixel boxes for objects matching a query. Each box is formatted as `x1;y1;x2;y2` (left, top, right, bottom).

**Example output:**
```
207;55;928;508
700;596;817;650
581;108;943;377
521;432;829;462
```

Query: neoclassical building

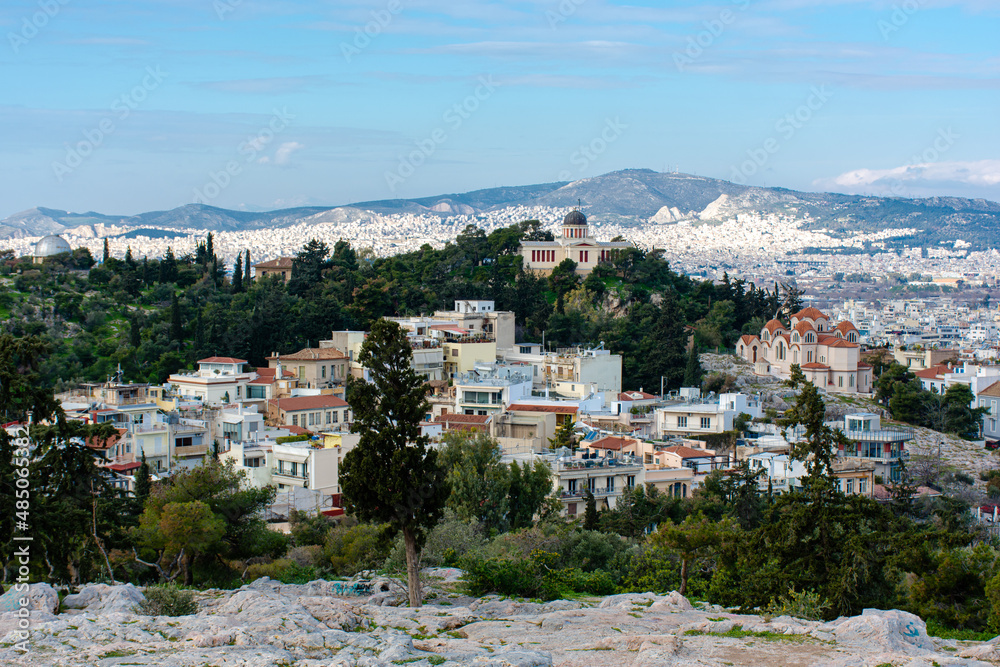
736;307;873;394
519;210;633;276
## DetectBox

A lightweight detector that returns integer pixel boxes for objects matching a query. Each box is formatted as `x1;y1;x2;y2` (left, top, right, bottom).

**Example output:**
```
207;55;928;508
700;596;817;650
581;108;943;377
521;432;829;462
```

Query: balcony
562;486;620;499
554;458;643;473
272;467;308;479
174;444;209;458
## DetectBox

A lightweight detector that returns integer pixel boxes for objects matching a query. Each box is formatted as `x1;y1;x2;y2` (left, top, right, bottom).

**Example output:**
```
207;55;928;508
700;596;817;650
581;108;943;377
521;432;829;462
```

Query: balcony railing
174;444;209;457
272;467;308;479
562;486;619;499
555;459;643;473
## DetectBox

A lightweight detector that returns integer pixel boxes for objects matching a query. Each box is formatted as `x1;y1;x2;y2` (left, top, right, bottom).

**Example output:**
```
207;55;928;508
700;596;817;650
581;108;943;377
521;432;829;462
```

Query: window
677;416;688;428
859;480;867;494
567;479;577;494
587;477;596;493
838;376;843;387
807;351;813;363
792;332;800;342
277;460;284;473
302;462;308;478
344;410;350;422
627;475;635;489
793;350;798;363
700;417;711;429
849;374;855;387
322;365;326;379
806;333;815;343
520;346;532;354
292;414;299;427
567;502;577;516
325;411;331;424
331;411;338;423
176;437;192;448
579;250;589;263
290;462;298;477
846;479;855;494
308;412;315;426
607;476;614;492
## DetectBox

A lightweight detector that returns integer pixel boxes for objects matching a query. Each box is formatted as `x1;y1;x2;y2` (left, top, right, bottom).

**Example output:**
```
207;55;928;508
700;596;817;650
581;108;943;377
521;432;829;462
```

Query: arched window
848;332;857;342
792;332;800;342
805;333;815;343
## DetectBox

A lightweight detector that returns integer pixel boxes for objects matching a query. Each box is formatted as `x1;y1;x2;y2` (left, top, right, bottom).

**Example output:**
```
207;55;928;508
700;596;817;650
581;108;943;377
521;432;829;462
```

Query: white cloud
815;160;1000;200
274;141;305;166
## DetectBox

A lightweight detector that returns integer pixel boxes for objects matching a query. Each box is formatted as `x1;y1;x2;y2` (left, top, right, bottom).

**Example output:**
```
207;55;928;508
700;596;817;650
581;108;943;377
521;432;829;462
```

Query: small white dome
34;235;72;257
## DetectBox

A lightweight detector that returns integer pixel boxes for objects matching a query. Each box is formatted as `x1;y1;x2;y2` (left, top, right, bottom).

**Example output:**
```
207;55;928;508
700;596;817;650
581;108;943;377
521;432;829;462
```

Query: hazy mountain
4;169;1000;248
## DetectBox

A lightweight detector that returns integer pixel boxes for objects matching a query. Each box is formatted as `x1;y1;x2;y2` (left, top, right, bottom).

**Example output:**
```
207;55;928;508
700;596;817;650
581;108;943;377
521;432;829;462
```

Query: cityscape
3;0;1000;665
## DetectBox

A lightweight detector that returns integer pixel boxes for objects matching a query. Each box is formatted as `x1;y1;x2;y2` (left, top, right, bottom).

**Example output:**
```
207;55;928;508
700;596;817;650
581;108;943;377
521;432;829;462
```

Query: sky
1;0;998;218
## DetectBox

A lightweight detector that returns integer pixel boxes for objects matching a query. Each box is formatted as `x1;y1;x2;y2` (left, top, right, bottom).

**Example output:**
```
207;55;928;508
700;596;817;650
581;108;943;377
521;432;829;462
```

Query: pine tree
339;320;448;607
232;254;244;293
683;344;703;388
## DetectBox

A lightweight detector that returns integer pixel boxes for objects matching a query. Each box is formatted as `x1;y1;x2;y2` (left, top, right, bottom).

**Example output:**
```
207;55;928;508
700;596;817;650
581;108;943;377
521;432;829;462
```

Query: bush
136;585;198;616
322;520;390;576
462;549;616;601
245;559;319;584
764;587;831;621
384;510;486;571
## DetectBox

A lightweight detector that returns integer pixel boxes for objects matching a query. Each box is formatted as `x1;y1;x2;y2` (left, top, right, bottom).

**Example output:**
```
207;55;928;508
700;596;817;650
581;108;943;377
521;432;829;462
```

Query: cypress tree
683;344;703;388
244;250;251;285
170;292;183;342
103;238;110;262
233;254;244;293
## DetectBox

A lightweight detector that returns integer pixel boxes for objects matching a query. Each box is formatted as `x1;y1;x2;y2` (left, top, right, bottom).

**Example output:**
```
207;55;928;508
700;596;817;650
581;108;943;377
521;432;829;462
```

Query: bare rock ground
3;580;999;666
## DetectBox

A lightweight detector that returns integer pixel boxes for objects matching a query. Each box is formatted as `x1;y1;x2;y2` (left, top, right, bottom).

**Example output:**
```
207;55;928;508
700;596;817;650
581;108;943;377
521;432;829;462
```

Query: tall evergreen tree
206;232;215;262
233;253;244;293
103;238;110;263
244;250;251;285
683;344;703;388
170;292;183;342
340;320;448;607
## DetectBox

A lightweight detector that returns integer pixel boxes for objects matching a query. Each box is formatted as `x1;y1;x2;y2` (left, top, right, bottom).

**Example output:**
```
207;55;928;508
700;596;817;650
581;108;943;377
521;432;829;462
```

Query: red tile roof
801;362;830;370
434;414;491;424
254;257;294;269
108;461;142;472
662;445;714;459
914;364;951;380
198;356;248;364
588;436;635;451
763;319;785;334
834;321;859;334
791;307;826;321
269;395;349;411
793;321;815;335
284;425;311;435
86;428;127;451
739;334;758;346
826;338;859;348
617;391;658;401
979;381;1000;398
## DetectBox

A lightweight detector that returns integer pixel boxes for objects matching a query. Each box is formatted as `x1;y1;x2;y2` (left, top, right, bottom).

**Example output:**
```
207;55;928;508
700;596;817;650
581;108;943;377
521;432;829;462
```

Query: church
519;210;633;276
736;307;873;394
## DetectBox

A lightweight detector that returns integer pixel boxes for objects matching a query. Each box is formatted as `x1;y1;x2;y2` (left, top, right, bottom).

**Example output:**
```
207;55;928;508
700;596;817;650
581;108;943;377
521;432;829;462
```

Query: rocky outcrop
1;582;997;666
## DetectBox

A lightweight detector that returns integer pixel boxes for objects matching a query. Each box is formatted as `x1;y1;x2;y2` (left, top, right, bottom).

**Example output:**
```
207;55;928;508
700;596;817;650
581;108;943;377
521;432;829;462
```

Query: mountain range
4;169;1000;249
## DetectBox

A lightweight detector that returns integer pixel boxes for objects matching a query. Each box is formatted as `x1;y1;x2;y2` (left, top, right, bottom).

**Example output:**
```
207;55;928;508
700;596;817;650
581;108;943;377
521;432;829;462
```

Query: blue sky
1;0;998;217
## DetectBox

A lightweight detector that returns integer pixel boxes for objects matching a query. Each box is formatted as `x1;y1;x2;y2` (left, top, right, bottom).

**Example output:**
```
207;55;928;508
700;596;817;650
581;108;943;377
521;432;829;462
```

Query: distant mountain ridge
4;169;1000;249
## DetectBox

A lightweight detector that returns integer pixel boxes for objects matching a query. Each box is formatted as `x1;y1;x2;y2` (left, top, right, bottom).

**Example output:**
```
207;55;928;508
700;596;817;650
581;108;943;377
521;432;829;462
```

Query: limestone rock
827;608;936;654
0;583;58;614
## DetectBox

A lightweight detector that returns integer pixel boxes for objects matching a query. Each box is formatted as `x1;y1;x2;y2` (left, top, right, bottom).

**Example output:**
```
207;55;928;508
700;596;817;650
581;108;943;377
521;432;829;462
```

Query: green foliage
321;520;391;576
463;548;614;600
245;559;319;584
763;587;831;621
289;509;338;547
340;319;448;605
908;544;998;632
683;345;703;388
136;584;198;616
652;513;735;596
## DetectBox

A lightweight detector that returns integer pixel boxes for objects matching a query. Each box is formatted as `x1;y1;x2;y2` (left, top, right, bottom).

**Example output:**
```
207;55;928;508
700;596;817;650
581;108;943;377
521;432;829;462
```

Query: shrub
245;558;320;584
763;587;831;621
384;510;485;571
462;549;616;601
136;585;198;616
322;520;390;576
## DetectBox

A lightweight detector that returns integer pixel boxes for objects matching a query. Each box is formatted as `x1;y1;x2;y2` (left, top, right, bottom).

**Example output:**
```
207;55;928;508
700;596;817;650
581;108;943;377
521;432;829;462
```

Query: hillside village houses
735;306;874;394
55;287;990;526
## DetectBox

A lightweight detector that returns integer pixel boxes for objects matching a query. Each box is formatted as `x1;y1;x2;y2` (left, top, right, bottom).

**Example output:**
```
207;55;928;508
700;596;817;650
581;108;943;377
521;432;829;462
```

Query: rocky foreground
4;572;1000;666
